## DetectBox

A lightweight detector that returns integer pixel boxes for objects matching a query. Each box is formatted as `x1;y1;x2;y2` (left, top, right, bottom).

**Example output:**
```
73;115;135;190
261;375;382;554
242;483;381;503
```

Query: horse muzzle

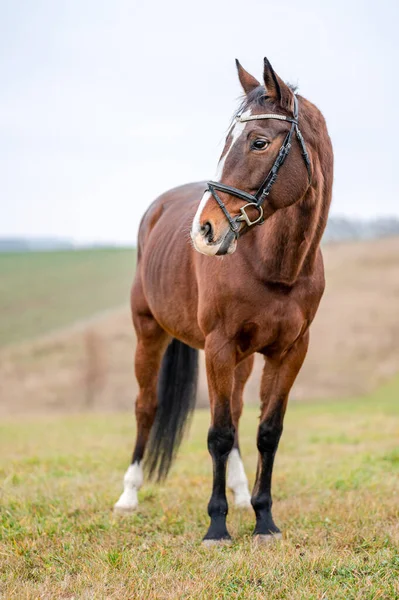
191;226;237;257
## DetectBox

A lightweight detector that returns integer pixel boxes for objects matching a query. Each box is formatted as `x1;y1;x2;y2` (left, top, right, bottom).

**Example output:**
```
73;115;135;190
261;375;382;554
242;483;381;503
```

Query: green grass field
1;377;398;599
0;248;136;347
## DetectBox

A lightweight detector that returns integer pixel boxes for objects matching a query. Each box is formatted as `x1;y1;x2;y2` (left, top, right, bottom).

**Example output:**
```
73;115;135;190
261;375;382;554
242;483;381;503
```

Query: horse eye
251;139;269;150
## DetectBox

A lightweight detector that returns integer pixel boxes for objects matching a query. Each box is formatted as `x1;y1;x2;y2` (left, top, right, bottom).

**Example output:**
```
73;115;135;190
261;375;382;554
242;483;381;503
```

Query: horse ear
263;57;294;111
235;59;261;95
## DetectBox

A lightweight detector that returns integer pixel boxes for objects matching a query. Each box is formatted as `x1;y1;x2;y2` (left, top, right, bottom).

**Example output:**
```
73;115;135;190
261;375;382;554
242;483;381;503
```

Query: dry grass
1;377;399;598
1;237;399;415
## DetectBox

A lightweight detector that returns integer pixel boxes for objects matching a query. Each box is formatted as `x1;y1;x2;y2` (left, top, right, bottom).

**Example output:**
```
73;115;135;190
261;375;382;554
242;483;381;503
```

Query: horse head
191;58;314;256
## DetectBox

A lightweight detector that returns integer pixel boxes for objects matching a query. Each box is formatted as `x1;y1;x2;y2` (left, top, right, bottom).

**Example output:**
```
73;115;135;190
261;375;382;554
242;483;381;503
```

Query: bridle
206;95;312;237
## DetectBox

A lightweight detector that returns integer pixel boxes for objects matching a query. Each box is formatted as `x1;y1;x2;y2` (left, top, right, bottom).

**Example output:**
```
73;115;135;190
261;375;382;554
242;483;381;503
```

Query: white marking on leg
227;448;251;508
191;109;252;252
114;462;143;512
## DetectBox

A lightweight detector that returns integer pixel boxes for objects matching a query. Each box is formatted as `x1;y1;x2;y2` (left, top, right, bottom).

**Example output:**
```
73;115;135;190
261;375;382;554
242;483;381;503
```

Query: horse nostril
201;221;213;243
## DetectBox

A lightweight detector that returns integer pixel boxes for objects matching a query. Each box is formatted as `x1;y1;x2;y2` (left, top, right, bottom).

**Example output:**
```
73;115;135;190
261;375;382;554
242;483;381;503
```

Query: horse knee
257;419;283;454
208;425;235;458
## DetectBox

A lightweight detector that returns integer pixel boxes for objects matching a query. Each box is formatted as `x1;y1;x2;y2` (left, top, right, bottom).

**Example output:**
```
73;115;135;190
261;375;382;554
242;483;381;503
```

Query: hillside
0;238;398;415
0;248;136;347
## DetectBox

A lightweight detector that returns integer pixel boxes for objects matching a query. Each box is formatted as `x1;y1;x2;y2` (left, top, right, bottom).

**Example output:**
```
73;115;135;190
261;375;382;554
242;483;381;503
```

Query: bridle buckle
237;203;263;227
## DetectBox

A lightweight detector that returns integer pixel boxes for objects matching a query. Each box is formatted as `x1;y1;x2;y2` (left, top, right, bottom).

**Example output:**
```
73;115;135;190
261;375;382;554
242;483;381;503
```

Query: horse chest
199;282;306;357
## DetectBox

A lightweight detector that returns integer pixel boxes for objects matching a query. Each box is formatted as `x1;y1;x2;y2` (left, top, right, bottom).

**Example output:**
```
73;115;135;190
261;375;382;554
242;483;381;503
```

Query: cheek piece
206;95;312;237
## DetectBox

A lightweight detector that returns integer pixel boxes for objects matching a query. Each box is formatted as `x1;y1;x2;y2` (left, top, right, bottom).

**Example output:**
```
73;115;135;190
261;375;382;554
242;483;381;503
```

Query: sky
1;0;398;245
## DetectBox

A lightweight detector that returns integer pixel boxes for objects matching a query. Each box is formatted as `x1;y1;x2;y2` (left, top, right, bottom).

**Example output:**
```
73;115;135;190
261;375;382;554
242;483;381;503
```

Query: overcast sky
1;0;398;244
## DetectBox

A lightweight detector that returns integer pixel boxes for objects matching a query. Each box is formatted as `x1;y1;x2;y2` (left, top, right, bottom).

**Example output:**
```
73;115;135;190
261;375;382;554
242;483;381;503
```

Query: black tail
145;338;199;481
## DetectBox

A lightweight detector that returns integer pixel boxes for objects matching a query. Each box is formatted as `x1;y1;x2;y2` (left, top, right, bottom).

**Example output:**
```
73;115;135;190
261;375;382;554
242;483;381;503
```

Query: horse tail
145;338;199;481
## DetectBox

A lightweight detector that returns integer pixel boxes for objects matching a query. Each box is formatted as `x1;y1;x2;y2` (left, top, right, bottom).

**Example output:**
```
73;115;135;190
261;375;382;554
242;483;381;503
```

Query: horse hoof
113;504;138;515
253;532;282;545
202;538;232;548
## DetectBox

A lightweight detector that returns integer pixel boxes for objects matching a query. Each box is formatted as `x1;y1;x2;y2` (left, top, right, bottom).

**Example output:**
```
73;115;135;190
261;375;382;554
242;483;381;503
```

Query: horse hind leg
114;311;169;514
227;355;254;508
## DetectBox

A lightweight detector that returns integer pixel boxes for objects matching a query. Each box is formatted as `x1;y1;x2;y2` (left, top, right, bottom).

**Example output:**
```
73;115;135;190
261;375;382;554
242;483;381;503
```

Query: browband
236;113;297;124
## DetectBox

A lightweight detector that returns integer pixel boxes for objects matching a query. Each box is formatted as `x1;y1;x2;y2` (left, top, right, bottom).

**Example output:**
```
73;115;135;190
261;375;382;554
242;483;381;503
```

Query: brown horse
114;57;333;544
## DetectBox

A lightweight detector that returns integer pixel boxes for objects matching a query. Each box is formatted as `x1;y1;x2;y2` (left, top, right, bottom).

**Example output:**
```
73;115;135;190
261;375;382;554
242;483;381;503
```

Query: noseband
206;95;312;236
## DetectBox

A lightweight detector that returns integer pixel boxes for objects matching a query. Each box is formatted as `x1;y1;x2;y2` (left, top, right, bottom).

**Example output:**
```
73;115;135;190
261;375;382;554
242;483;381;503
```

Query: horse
114;57;333;545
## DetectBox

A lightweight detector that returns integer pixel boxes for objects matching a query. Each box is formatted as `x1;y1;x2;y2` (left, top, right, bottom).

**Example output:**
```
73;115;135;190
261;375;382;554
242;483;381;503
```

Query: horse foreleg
252;333;309;543
227;355;254;508
114;312;169;514
203;336;236;545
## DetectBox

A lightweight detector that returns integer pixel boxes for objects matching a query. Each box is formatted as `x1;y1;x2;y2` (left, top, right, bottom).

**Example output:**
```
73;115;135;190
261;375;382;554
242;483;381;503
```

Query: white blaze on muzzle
190;110;252;255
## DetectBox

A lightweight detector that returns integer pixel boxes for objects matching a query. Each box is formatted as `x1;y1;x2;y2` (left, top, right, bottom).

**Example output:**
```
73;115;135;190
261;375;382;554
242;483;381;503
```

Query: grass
1;377;399;598
0;248;136;347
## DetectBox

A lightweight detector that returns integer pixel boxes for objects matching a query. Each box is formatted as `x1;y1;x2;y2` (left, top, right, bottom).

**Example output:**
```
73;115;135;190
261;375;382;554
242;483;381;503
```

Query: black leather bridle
206;95;312;238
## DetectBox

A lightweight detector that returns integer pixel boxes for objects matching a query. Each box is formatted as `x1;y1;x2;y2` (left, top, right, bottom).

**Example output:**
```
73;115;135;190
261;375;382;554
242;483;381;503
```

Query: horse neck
251;185;330;285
